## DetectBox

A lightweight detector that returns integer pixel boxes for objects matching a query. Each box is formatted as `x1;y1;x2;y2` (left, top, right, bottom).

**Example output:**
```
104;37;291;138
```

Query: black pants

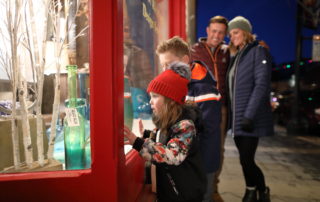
234;136;266;191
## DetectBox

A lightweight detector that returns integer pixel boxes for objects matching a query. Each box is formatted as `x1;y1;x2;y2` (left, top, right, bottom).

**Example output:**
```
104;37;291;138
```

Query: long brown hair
229;30;256;55
152;97;183;137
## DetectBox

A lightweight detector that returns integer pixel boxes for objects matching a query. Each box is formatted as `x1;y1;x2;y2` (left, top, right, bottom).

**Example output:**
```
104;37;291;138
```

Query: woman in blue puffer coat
226;16;274;202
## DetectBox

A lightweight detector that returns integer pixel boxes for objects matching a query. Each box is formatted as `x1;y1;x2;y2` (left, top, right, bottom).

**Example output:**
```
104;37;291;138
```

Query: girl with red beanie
124;62;207;202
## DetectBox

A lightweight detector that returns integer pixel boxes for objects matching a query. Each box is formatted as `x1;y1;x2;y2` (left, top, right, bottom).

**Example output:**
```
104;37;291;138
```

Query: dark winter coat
190;37;230;105
186;61;221;173
133;106;207;202
226;40;274;137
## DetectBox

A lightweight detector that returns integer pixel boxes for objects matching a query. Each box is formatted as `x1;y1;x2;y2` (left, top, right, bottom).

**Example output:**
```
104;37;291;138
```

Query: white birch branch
47;0;86;161
47;0;62;160
25;0;49;166
8;0;23;169
18;72;34;167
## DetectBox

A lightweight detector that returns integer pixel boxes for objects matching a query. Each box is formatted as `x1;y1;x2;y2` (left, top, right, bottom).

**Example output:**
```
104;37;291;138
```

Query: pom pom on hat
228;16;252;33
147;67;189;104
166;61;191;81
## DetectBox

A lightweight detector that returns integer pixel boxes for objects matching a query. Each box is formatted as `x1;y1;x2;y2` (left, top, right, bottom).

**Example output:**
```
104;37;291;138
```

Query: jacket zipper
232;64;237;138
166;172;179;196
232;46;247;138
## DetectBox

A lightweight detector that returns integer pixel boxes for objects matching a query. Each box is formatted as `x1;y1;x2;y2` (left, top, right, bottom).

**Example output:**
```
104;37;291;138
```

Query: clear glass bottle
64;65;86;170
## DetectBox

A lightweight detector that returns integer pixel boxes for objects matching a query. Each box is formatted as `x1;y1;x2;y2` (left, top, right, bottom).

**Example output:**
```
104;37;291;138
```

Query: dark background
195;0;320;65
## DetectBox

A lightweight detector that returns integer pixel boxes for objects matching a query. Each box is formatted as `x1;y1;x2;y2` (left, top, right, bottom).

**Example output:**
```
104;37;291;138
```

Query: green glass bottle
64;65;86;170
124;75;133;130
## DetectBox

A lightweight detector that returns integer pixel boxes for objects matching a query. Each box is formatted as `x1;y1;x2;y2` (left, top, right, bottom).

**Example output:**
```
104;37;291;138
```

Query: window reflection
123;0;169;154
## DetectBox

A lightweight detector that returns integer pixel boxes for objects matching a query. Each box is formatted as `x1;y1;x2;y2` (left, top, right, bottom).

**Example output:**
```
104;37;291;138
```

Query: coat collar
240;40;259;57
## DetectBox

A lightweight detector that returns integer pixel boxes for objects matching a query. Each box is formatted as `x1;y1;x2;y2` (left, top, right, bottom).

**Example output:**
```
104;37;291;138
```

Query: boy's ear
181;55;190;64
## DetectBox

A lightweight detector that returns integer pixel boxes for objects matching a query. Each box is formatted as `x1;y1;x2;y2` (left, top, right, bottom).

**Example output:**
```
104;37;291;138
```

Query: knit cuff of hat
228;16;252;33
148;79;186;104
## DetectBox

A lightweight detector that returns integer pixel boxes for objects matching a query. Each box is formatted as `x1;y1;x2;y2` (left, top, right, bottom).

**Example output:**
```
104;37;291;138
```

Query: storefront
0;1;187;201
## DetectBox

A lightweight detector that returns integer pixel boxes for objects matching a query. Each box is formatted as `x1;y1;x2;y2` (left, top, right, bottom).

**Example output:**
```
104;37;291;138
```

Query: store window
0;0;90;173
123;0;169;154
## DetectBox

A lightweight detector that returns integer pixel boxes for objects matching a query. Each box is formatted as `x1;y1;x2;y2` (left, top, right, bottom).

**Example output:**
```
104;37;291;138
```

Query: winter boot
258;187;270;202
242;188;258;202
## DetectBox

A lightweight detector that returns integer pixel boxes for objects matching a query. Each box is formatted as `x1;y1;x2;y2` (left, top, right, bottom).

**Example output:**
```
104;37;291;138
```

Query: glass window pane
123;0;169;154
0;0;90;173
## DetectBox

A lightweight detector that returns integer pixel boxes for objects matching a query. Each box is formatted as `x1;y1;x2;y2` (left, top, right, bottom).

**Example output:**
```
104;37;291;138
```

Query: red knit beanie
147;69;189;104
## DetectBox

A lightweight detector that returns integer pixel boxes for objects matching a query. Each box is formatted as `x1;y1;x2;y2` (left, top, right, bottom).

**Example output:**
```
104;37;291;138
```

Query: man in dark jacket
156;36;221;202
190;15;230;201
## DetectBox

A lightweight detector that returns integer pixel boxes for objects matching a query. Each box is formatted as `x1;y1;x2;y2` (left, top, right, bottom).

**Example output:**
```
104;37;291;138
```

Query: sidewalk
219;126;320;202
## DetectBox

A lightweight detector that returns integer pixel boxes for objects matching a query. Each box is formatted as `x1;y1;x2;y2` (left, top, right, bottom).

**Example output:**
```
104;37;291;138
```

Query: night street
220;125;320;202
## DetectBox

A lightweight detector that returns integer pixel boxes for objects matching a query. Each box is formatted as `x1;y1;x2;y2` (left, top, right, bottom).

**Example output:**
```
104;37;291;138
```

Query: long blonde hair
229;30;256;55
153;97;183;137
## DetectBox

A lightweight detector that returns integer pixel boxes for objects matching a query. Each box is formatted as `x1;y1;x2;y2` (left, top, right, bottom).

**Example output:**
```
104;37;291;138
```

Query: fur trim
167;61;191;81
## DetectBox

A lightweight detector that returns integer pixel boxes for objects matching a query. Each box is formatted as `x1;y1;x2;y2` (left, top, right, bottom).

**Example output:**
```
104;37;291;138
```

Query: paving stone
218;126;320;202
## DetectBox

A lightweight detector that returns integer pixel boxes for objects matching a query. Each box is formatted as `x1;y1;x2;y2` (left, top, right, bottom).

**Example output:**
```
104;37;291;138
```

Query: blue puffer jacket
227;41;274;137
186;61;221;173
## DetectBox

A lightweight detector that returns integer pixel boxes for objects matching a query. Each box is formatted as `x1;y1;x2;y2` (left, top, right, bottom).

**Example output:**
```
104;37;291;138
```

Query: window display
0;0;90;173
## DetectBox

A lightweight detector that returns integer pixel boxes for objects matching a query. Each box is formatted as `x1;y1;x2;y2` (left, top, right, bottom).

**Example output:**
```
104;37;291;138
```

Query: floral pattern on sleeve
139;119;196;166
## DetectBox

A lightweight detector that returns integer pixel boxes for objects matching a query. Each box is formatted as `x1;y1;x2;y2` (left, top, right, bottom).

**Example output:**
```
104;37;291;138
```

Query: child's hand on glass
139;119;144;136
124;125;137;145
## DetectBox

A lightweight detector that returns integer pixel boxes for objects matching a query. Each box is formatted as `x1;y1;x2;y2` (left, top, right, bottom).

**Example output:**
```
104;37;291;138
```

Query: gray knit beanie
228;16;252;33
